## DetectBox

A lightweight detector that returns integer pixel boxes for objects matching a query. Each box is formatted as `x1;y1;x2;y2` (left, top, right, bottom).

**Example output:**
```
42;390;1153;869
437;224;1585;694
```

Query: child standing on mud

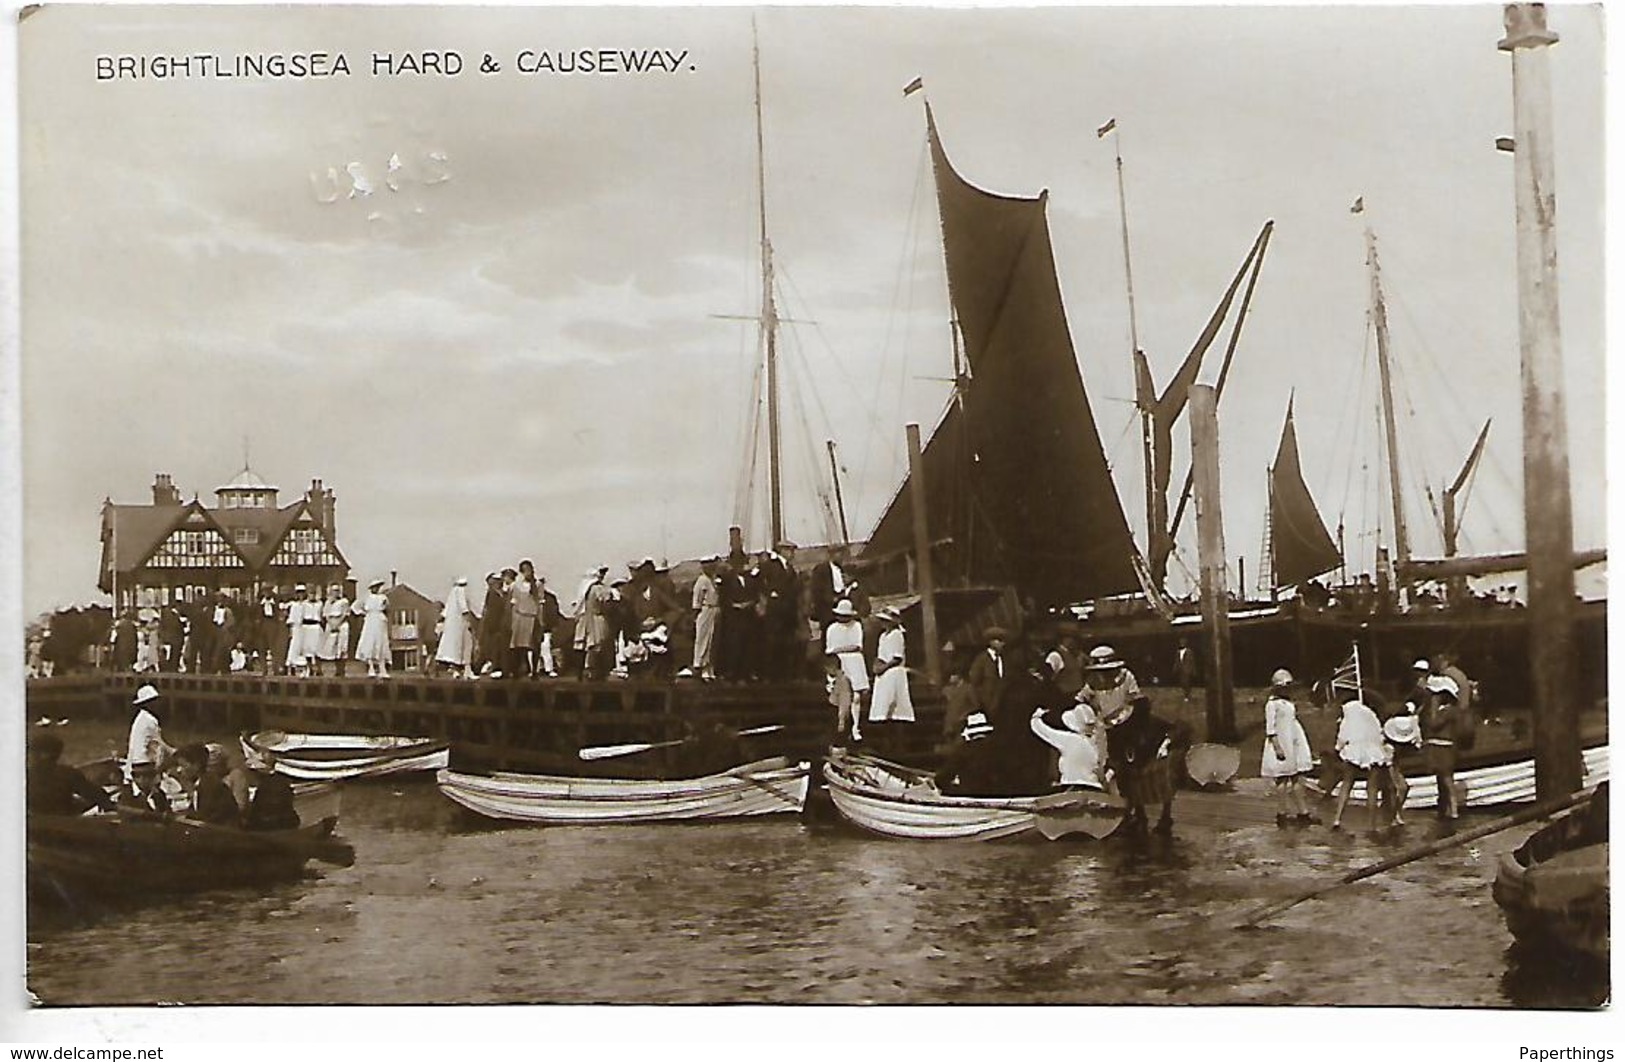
1262;669;1317;827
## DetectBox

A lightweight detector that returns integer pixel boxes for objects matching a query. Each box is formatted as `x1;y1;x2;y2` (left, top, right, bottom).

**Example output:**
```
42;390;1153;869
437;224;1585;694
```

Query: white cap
1270;668;1295;687
833;599;858;618
133;684;161;706
1425;675;1460;698
1413;659;1431;671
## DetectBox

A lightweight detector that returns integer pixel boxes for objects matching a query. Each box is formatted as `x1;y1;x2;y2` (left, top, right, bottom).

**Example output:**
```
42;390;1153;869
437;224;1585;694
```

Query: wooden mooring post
1190;385;1235;741
906;422;942;687
1501;3;1580;799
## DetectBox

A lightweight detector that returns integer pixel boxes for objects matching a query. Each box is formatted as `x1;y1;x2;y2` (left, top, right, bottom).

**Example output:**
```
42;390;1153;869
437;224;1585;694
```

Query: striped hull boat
242;731;450;782
822;751;1124;842
1311;745;1609;809
435;759;811;825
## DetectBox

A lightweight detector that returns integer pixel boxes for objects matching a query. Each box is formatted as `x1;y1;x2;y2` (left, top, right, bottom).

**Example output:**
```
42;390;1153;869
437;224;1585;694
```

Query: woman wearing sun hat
354;578;392;678
1261;668;1317;827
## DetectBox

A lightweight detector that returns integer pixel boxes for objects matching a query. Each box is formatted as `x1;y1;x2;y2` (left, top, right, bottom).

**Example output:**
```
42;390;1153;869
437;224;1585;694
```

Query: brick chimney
304;478;336;537
151;473;182;506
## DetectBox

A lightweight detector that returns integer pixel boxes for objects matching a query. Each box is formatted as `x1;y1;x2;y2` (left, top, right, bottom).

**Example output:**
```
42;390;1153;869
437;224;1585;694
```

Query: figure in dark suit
967;627;1009;720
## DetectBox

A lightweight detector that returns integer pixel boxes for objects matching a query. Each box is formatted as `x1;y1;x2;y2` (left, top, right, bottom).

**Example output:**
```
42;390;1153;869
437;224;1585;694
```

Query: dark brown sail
1269;399;1341;587
865;108;1139;606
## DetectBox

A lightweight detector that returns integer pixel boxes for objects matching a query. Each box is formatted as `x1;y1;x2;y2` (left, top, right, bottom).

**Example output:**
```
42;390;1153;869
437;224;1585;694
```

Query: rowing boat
1308;744;1609;809
1492;785;1608;961
435;757;811;825
822;750;1125;842
241;731;450;781
28;812;354;902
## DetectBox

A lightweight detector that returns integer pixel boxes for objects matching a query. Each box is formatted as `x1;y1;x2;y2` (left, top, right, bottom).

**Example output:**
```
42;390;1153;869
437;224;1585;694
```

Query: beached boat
28;812;354;901
1309;744;1609;810
435;757;811;825
822;750;1125;842
1492;785;1608;961
241;730;450;781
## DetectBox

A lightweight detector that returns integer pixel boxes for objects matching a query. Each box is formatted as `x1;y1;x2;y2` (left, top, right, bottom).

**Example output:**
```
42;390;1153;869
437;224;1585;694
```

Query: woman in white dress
1261;668;1317;826
867;607;915;725
823;600;869;732
354;578;392;678
318;585;351;677
435;577;476;678
284;585;311;676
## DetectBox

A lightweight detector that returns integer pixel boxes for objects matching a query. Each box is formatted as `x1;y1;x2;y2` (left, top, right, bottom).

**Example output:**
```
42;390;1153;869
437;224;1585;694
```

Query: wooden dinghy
1492;784;1608;961
1309;745;1609;810
241;731;450;782
822;750;1126;842
435;756;811;825
28;812;354;901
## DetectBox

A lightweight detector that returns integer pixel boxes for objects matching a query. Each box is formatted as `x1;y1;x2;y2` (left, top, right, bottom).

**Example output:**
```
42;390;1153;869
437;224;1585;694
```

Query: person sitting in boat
27;732;115;816
1029;703;1102;789
933;712;1000;796
205;741;254;817
170;743;242;827
120;762;172;818
1103;694;1176;837
244;763;300;832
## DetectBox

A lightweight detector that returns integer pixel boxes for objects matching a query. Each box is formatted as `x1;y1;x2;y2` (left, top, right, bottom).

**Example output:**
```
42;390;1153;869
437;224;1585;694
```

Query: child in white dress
1262;668;1317;826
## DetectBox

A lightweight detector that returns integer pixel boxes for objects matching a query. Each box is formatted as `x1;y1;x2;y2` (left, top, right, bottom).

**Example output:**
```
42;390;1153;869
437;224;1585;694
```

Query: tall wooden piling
1501;3;1580;798
1190;385;1235;741
906;422;942;687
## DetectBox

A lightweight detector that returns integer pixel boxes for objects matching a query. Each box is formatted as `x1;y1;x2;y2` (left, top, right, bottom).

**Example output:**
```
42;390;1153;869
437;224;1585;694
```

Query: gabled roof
211;502;306;567
102;504;188;574
387;583;440;611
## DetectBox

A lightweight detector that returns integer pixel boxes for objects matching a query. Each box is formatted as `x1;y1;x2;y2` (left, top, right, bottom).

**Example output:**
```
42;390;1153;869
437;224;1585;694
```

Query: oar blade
579;742;660;761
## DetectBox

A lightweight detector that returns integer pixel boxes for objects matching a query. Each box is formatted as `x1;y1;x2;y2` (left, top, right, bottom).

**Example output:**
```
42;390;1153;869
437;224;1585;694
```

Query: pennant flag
1329;643;1363;698
1096;117;1117;138
1350;196;1365;215
902;76;924;98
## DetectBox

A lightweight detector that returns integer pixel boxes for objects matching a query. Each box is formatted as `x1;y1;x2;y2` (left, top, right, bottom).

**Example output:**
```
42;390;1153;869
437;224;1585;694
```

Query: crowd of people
26;683;302;831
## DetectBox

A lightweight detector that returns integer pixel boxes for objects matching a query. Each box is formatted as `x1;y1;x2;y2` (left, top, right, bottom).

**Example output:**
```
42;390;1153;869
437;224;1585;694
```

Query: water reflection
25;784;1606;1007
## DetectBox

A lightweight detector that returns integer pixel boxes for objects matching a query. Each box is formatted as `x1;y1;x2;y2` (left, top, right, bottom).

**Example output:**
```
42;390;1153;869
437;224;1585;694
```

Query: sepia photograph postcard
5;0;1615;1044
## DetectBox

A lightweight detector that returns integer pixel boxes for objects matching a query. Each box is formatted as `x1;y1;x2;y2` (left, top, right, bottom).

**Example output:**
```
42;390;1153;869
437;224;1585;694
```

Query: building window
233;527;261;545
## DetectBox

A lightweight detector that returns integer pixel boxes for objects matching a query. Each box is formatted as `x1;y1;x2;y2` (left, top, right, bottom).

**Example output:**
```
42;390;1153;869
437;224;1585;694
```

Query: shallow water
26;781;1606;1007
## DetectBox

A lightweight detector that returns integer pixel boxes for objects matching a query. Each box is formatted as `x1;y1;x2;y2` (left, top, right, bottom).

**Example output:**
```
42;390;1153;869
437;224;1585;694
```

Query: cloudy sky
18;3;1605;616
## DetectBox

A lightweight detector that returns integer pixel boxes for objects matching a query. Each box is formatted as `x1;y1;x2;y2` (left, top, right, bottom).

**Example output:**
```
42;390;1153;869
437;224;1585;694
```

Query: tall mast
1501;2;1579;799
1365;225;1411;573
1100;119;1155;558
752;22;783;549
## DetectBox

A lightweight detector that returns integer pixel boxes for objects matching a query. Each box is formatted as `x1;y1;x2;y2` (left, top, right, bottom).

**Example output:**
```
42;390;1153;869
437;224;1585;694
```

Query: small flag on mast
1350;196;1365;215
902;76;924;98
1096;117;1117;138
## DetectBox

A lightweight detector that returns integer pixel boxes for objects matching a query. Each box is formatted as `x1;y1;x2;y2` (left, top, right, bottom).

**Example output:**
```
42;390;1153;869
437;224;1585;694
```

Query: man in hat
809;544;859;627
475;573;509;676
126;683;173;788
934;712;1000;795
967;628;1008;719
1044;628;1085;698
689;556;721;681
354;578;392;678
1420;674;1464;820
1103;694;1176;836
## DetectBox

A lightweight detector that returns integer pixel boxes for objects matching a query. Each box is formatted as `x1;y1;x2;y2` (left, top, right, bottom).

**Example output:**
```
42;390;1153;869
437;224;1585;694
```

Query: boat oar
578;725;785;761
1235;787;1595;930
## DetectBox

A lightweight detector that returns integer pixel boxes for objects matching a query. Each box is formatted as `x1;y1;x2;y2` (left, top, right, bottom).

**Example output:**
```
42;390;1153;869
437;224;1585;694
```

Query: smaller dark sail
1269;398;1341;587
